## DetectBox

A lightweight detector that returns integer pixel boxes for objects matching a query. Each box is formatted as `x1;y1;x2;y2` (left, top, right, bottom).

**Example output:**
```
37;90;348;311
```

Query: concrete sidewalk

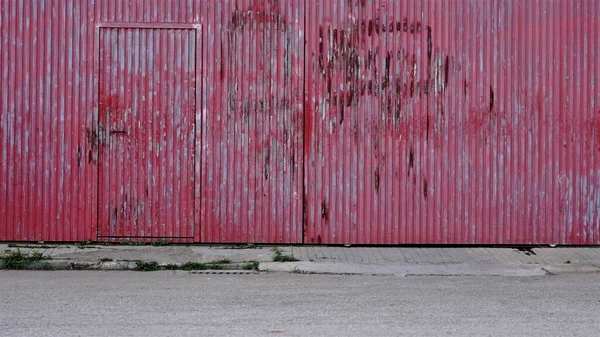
266;246;600;276
1;243;599;276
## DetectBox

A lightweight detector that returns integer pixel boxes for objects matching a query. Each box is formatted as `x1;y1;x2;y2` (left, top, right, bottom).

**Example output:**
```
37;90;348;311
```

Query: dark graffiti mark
229;2;285;31
86;127;98;148
220;42;225;81
394;98;402;126
423;178;428;199
408;146;414;176
303;191;308;238
264;148;271;180
383;51;391;90
283;33;292;84
374;167;380;194
426;110;430;141
77;146;82;167
321;199;329;221
355;18;425;34
315;20;437;88
490;86;494;112
290;151;297;180
283;124;290;145
311;17;457;147
427;26;432;63
318;26;324;73
85;126;99;164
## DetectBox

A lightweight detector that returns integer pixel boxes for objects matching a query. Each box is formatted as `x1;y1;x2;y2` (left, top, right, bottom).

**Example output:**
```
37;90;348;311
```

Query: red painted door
98;26;198;239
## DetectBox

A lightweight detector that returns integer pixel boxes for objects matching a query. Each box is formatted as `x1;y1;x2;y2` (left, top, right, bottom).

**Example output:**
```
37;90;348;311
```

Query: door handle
110;130;128;135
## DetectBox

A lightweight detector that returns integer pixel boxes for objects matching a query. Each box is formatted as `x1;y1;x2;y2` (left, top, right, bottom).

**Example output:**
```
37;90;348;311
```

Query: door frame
94;22;202;240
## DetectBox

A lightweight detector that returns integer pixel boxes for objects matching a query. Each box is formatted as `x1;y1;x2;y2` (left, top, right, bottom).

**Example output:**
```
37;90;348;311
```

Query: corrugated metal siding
201;0;305;243
304;0;600;244
1;0;599;244
0;0;98;241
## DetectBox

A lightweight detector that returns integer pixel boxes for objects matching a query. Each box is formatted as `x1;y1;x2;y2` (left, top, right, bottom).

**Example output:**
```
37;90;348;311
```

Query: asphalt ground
1;271;599;337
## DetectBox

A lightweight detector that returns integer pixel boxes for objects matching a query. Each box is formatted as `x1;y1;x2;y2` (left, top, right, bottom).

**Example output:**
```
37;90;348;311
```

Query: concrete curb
259;261;549;277
0;260;140;270
178;270;258;275
6;259;598;277
2;258;598;276
542;264;600;275
0;259;257;271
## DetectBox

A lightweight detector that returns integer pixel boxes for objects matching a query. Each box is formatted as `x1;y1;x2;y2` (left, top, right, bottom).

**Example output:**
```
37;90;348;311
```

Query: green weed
214;259;232;264
0;249;52;270
76;240;95;249
242;261;260;270
271;247;299;262
181;261;223;271
134;260;159;271
8;243;58;249
120;241;147;246
152;239;169;246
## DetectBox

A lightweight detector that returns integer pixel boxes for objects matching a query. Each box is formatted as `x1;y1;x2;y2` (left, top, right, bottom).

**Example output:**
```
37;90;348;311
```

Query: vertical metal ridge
592;0;599;244
0;0;5;240
15;0;23;241
198;0;304;243
580;0;587;243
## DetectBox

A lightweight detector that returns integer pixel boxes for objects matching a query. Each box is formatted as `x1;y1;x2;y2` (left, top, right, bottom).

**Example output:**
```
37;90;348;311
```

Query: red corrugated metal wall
1;0;98;241
1;0;599;244
304;0;600;244
201;0;305;243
